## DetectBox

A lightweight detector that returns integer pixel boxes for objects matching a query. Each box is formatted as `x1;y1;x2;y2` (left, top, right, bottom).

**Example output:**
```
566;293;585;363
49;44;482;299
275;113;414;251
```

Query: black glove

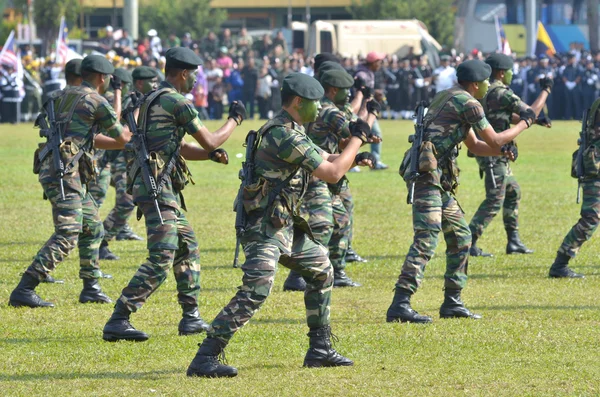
539;77;554;93
110;75;122;91
228;101;247;126
354;75;366;90
360;86;373;98
536;114;552;127
366;100;381;117
129;91;144;107
355;151;376;166
349;119;372;143
501;142;518;162
519;108;536;127
209;148;229;164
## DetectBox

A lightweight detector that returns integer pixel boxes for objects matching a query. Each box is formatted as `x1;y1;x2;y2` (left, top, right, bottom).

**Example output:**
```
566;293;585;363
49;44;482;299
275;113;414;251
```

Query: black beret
567;53;576;59
132;66;159;81
165;47;202;69
281;72;324;100
314;53;339;73
113;67;132;84
320;69;354;89
485;53;513;70
81;55;114;74
65;59;82;76
317;60;346;81
456;60;491;82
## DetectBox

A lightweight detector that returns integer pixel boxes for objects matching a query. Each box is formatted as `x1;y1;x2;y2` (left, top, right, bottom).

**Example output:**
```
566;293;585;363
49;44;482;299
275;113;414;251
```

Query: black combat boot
303;326;353;368
41;275;64;284
386;288;432;323
186;338;238;378
283;270;306;292
333;269;361;287
506;229;533;254
345;246;368;263
116;224;144;241
179;304;210;336
103;301;149;342
469;233;493;257
99;240;119;261
548;253;584;278
79;278;112;304
9;272;55;308
439;289;482;319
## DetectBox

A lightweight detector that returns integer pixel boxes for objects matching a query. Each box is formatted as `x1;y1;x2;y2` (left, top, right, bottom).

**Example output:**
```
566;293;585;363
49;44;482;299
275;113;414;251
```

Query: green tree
139;0;226;42
348;0;455;48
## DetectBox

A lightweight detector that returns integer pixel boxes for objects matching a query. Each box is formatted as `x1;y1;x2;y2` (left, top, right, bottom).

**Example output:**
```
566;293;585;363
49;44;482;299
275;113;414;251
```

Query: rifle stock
406;101;427;204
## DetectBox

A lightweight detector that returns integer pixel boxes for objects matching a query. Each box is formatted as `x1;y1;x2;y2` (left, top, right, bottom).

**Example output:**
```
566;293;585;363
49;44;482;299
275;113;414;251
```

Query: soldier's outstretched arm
313;137;363;183
510;89;550;124
179;140;228;164
464;129;511;158
189;119;238;152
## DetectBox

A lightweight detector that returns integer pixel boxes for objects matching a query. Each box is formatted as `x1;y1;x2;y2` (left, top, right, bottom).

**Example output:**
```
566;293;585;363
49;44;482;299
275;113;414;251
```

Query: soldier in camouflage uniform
186;72;376;378
468;53;552;257
283;67;379;291
103;48;246;342
9;55;131;308
386;60;536;324
98;67;159;260
547;98;600;279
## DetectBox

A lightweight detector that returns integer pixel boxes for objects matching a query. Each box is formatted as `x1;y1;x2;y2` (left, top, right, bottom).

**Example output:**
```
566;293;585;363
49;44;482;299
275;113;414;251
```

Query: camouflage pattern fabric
338;182;354;245
115;80;206;311
557;179;600;258
26;81;123;281
329;194;351;270
88;162;111;206
469;80;528;237
207;110;329;343
103;150;136;241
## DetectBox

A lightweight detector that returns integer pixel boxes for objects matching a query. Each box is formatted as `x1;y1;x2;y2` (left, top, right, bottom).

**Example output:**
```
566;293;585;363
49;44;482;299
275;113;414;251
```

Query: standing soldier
563;53;583;120
468;53;552;257
8;55;131;308
581;60;598;112
102;47;245;342
386;60;535;324
186;72;374;378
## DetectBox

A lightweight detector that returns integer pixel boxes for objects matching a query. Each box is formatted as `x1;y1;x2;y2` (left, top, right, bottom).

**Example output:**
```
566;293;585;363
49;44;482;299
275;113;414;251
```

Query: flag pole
494;15;502;53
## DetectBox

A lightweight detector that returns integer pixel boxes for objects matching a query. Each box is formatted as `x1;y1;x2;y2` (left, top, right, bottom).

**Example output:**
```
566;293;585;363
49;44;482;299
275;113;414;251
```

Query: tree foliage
139;0;227;40
348;0;455;48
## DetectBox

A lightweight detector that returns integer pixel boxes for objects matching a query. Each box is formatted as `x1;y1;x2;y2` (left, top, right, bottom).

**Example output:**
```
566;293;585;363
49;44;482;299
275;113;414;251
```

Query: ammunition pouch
79;151;96;185
572;141;600;179
33;143;45;174
441;158;460;193
399;141;438;181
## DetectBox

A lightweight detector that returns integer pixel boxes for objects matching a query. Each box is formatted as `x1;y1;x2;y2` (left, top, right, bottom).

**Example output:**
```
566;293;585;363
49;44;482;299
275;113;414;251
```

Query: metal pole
306;0;311;55
287;0;292;29
112;0;117;28
525;0;536;56
123;0;139;40
28;0;34;52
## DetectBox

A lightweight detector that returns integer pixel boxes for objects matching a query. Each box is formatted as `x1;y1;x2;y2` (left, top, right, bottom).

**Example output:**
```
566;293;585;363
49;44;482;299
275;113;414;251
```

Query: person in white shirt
433;55;457;93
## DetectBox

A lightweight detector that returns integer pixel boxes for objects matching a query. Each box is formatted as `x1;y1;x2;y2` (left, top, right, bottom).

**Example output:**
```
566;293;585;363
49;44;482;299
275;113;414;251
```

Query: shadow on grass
0;369;179;381
0;258;31;263
471;304;598;311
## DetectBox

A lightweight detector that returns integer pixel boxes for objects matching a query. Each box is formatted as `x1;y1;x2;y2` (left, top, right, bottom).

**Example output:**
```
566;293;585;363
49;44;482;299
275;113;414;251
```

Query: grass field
1;119;599;396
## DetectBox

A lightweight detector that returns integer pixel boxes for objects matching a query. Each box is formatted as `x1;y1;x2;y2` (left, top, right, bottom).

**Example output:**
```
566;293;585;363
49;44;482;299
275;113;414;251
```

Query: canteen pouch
399;141;438;181
572;142;600;179
171;155;195;192
242;178;268;214
33;143;45;174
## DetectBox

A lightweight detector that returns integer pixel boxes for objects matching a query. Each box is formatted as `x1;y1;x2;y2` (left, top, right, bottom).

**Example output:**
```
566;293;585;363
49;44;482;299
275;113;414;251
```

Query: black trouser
242;90;256;119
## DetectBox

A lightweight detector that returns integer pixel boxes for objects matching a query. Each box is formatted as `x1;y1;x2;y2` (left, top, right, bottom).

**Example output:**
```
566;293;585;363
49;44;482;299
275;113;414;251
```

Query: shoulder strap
424;89;460;129
138;87;175;134
481;85;505;114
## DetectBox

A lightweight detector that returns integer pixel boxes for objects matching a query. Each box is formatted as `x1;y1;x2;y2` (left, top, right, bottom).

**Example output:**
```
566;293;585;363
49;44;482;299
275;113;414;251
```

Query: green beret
81;55;114;74
320;69;354;89
165;47;202;70
113;67;132;84
317;61;346;81
65;59;82;76
132;66;159;81
485;53;513;70
281;72;324;100
456;60;491;82
314;53;338;73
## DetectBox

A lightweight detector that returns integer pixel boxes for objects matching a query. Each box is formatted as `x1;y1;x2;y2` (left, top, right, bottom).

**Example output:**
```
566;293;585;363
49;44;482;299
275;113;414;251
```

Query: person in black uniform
581;59;599;111
563;53;583;120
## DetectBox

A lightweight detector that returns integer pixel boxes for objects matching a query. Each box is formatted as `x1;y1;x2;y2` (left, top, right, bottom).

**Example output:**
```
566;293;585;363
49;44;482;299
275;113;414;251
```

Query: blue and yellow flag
535;21;556;57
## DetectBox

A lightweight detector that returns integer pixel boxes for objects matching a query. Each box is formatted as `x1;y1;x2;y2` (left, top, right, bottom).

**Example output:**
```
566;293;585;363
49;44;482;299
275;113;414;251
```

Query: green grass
1;119;599;396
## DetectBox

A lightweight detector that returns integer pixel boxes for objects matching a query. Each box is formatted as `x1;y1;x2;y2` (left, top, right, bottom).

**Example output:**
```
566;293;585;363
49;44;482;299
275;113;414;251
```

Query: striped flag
56;16;69;66
494;15;512;55
0;30;18;70
535;21;556;57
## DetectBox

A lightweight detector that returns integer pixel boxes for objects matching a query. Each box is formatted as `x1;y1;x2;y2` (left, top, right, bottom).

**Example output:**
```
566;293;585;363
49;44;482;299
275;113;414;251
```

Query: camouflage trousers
469;160;520;239
117;202;201;312
302;178;350;270
102;152;136;241
396;182;470;293
208;230;333;343
26;181;103;281
337;182;354;246
88;163;111;207
557;179;600;258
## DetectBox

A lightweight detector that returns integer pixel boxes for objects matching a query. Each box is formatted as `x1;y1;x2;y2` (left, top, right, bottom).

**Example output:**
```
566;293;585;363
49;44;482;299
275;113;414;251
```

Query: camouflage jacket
131;81;204;209
38;81;123;193
241;110;324;253
306;97;352;154
419;85;490;190
477;79;529;165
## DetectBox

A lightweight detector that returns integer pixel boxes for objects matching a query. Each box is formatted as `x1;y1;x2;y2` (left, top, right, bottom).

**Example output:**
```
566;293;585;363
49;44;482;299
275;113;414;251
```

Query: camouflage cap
165;47;202;69
320;69;354;89
317;60;346;81
485;53;513;70
132;66;159;81
281;72;324;100
65;59;82;76
456;59;491;82
81;54;115;74
113;67;133;84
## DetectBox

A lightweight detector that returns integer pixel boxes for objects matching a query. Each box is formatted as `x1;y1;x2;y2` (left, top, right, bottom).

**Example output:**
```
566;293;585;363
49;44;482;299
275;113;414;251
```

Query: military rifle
406;101;428;204
36;99;66;200
233;130;258;268
576;109;589;203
